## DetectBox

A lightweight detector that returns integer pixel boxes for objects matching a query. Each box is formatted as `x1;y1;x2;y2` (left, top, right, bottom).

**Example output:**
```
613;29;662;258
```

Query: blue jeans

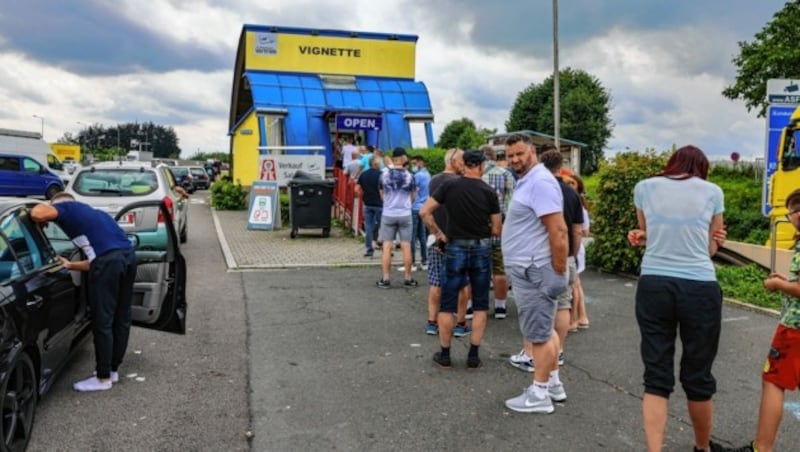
411;210;428;264
363;205;382;254
440;240;491;313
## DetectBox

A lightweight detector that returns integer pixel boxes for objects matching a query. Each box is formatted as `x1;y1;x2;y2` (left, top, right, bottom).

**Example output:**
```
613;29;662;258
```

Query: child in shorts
735;188;800;452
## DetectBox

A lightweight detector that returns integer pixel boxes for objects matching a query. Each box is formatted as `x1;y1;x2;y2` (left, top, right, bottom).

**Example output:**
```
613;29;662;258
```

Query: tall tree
75;122;182;158
506;67;613;174
436;117;493;150
722;0;800;117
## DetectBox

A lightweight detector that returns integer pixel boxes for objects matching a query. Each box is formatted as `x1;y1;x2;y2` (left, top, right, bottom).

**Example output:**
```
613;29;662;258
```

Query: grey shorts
555;258;578;310
507;262;569;344
378;215;412;242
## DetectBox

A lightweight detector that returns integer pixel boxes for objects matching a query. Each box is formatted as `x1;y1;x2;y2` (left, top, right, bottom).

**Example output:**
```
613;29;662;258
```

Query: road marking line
212;210;238;269
722;316;750;322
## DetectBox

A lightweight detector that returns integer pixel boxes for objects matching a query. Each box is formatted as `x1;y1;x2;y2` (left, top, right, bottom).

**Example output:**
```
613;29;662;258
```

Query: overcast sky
0;0;790;161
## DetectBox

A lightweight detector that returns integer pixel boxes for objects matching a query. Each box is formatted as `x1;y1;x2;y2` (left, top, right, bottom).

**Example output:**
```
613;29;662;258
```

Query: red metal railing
332;167;363;235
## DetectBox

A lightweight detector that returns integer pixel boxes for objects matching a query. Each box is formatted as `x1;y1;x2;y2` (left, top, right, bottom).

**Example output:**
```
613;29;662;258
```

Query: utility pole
552;0;560;152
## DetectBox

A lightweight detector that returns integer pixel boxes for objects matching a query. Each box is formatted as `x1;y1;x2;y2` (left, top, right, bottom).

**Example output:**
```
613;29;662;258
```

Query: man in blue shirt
409;155;430;270
31;192;137;392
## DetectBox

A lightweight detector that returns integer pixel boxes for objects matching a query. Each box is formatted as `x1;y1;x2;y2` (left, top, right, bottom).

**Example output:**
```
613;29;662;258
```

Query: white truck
0;128;70;183
126;150;154;162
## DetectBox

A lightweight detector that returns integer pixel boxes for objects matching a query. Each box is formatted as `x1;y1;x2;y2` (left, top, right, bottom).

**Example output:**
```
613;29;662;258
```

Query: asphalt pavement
25;193;800;452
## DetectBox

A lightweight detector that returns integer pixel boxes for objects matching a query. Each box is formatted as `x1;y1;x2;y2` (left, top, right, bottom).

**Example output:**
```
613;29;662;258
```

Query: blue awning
244;71;433;115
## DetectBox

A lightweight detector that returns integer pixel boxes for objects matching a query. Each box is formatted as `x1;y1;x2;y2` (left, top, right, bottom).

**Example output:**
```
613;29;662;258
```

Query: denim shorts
507;262;568;343
439;241;491;313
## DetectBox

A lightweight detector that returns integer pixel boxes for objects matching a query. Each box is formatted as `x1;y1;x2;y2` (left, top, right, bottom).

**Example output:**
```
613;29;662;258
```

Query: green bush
280;193;290;225
586;151;668;274
716;264;783;310
708;165;769;244
210;178;248;210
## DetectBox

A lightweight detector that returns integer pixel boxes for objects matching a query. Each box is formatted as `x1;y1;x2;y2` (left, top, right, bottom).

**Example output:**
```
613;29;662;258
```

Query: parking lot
25;190;800;451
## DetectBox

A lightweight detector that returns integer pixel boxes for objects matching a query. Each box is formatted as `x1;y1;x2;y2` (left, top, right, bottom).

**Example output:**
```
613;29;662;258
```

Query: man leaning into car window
30;192;137;392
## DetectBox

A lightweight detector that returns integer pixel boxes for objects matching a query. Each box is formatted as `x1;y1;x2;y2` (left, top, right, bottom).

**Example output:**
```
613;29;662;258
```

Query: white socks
549;370;561;386
495;299;506;309
73;376;112;392
532;381;549;399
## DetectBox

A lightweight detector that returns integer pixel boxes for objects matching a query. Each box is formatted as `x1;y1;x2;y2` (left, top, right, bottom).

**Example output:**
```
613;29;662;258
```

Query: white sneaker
397;265;418;272
505;385;554;414
548;383;567;402
509;349;534;372
73;376;113;392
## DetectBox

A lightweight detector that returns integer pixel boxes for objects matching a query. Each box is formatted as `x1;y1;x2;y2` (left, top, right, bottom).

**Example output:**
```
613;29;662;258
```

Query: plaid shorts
426;245;443;287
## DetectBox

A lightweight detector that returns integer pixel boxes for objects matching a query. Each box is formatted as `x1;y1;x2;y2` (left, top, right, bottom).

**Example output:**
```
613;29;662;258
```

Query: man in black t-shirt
420;149;502;369
357;156;383;257
539;150;584;367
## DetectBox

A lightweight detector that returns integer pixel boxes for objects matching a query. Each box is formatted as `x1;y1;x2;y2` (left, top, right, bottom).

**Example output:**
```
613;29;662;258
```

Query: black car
168;167;195;194
188;166;210;190
0;199;186;451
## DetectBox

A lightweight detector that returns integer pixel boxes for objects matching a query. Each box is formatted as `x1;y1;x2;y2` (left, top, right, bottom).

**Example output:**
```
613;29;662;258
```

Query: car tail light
158;196;174;223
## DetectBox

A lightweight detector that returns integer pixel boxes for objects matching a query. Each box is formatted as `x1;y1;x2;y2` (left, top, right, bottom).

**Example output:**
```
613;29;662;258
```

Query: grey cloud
0;0;229;75
408;0;785;76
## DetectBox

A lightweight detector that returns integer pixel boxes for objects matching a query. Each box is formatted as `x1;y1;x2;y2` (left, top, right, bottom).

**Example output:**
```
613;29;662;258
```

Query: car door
21;158;45;196
115;200;186;334
160;167;187;234
0;207;80;377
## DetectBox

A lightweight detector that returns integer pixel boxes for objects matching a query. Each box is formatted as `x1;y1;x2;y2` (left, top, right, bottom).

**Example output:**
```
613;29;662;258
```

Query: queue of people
358;135;800;452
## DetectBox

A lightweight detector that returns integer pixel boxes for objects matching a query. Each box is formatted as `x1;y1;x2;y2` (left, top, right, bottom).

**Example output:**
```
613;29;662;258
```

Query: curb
722;297;780;319
211;208;238;269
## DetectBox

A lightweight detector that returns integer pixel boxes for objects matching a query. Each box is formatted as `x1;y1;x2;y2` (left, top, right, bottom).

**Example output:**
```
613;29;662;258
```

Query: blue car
0;154;63;199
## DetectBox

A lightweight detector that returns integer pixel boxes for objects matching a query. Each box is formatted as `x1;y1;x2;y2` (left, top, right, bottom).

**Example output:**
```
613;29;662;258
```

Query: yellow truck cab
769;105;800;249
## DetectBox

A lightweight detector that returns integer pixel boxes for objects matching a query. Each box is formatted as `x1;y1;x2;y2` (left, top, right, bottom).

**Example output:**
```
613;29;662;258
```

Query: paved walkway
213;208;392;269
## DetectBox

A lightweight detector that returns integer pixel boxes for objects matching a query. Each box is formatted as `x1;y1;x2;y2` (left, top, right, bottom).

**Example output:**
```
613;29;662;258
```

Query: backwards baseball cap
463;149;486;166
392;147;407;158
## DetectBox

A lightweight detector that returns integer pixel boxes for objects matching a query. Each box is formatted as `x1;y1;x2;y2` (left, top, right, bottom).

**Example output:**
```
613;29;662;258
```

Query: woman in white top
628;145;727;452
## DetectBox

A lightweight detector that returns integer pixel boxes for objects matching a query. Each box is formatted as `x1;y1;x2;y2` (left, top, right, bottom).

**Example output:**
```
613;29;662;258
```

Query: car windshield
72;169;159;196
172;167;189;176
189;168;206;177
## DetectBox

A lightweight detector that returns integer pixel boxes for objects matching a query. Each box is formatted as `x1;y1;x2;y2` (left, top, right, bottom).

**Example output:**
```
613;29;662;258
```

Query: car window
73;169;159;196
161;167;177;188
190;168;205;177
23;158;41;173
47;154;64;171
42;222;78;256
0;211;44;277
0;157;19;172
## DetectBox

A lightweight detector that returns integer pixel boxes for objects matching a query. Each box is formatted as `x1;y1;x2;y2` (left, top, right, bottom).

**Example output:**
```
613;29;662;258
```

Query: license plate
117;212;136;226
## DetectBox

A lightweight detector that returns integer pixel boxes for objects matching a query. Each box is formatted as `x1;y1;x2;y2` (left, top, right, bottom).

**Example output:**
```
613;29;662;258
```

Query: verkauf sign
259;155;325;186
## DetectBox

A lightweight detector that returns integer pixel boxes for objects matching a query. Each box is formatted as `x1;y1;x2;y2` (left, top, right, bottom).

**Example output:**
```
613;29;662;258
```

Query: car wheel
0;351;37;452
44;185;62;200
290;228;298;239
180;222;187;244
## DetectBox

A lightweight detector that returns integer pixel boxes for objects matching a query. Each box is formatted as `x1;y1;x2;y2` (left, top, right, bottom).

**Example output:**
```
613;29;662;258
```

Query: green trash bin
288;171;336;238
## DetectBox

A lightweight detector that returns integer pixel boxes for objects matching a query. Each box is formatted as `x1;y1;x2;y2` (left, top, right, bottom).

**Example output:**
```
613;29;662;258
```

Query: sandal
578;322;590;329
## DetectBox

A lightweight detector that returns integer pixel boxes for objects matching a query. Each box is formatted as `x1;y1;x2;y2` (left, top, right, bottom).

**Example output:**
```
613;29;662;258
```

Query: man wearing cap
420;149;502;369
376;147;417;288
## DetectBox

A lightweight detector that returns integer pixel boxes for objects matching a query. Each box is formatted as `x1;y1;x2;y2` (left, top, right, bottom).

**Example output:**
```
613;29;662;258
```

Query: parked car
168;166;195;194
65;161;189;246
0;154;63;199
188;166;210;190
0;198;186;451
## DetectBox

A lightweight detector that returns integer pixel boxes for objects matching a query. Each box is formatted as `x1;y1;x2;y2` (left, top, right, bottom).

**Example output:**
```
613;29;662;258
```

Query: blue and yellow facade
228;25;435;184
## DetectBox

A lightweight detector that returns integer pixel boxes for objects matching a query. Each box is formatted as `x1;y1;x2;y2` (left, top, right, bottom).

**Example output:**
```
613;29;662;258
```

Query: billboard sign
766;78;800;105
247;181;279;231
762;104;797;215
245;30;416;79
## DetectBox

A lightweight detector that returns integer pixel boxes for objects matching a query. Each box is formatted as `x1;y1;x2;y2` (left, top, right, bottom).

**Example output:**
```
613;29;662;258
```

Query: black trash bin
288;171;336;238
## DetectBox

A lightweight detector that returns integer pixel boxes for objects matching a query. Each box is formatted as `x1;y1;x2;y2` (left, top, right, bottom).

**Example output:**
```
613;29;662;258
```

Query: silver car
65;161;189;248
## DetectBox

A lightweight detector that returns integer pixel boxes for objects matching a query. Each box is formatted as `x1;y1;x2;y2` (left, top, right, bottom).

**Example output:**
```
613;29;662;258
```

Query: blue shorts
439;240;491;313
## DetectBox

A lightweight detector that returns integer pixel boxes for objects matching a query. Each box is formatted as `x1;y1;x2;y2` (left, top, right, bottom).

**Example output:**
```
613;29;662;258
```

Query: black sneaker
433;352;452;368
404;279;419;287
376;279;391;289
466;355;482;369
363;251;374;257
465;307;474;319
696;441;742;452
494;307;507;319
